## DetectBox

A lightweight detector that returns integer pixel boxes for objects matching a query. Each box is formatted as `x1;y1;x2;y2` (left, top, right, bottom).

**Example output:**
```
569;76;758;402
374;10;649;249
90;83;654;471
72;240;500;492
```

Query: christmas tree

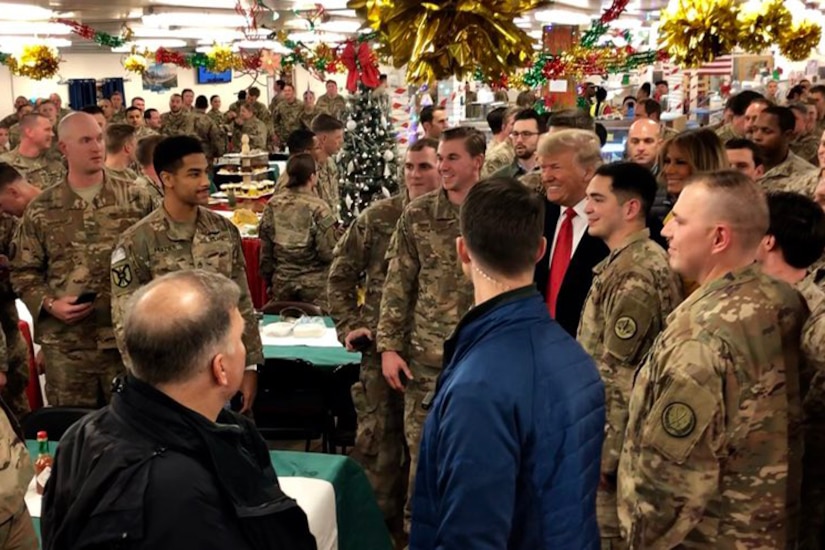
337;84;400;225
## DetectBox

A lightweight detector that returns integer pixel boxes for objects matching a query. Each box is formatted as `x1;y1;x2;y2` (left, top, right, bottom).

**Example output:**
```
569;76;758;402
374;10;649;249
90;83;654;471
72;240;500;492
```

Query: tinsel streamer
579;0;630;48
12;45;62;80
155;48;190;67
348;0;549;84
658;0;740;67
123;54;148;75
207;44;239;72
736;0;792;54
779;20;822;61
54;18;132;48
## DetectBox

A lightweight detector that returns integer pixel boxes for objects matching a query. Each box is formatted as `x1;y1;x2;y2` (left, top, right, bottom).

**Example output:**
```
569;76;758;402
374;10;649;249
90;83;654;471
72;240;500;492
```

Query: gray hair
124;270;241;386
537;129;603;170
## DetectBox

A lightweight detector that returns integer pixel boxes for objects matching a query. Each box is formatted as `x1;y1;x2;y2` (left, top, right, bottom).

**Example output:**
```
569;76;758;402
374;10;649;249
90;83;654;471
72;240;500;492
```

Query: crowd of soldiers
2;74;825;549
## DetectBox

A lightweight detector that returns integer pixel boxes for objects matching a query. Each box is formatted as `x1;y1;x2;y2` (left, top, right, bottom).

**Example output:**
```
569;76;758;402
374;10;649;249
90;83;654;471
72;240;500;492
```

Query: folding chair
21;407;94;441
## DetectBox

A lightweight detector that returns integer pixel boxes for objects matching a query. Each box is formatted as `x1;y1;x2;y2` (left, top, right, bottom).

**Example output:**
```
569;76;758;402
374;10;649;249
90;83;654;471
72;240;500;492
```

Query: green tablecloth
262;315;361;370
28;440;392;550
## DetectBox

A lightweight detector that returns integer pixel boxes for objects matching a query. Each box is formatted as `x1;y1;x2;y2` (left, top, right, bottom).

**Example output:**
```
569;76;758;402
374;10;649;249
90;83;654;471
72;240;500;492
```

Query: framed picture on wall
142;63;178;91
733;55;774;83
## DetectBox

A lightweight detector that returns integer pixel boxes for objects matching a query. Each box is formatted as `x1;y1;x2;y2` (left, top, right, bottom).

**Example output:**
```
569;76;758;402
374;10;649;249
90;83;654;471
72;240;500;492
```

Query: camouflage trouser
0;341;30;420
272;273;329;311
598;475;625;547
41;346;124;408
0;505;38;550
403;361;440;535
349;352;406;522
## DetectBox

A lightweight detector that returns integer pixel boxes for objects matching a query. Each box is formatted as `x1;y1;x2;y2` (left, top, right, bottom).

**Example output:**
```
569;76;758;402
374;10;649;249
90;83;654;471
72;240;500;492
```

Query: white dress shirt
548;198;589;268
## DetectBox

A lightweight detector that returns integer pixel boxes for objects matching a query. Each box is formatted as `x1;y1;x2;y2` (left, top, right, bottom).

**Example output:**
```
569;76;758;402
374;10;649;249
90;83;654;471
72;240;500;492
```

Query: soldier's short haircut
37;100;56;111
687;170;769;249
125;270;241;386
105;123;137;154
286;129;316;154
408;137;438;153
727;90;764;116
248;86;260;98
460;177;545;277
420;105;444;125
19;113;47;131
810;84;825;97
325;80;337;86
310;113;344;134
144;108;159;121
125;106;141;116
516;90;536;108
486;107;508;134
547;108;595;131
131;96;144;105
514;108;547;134
170;93;182;100
209;95;220;102
593;162;658;219
761;105;796;134
80;105;104;116
195;95;208;109
788;101;809;119
182;88;194;96
282;83;294;91
638;99;662;120
275;79;286;90
440;126;486;157
136;134;165;168
766;191;825;269
110;91;122;98
538;129;602;170
239;103;253;114
237;90;247;101
0;162;23;191
724;138;764;168
153;136;204;177
16;103;31;114
285;152;316;189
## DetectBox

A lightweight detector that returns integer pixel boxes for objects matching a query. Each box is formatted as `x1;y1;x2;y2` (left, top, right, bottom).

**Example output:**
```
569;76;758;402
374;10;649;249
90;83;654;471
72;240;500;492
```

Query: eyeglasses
510;131;540;139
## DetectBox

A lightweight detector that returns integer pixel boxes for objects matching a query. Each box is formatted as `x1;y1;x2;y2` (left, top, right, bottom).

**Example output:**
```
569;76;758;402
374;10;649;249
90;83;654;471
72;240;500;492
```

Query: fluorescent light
196;44;239;53
0;3;53;20
533;9;592;25
150;0;240;8
527;29;543;40
236;40;290;53
0;22;71;35
291;0;350;9
142;11;248;28
317;19;363;33
289;31;347;43
2;36;70;48
111;39;187;52
514;17;533;28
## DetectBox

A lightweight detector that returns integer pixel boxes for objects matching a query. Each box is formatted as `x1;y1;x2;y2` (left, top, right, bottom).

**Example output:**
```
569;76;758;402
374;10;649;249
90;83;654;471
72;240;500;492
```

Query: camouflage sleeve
480;144;513;179
313;204;338;264
228;224;263;365
9;210;49;320
272;106;284;143
210;120;226;158
131;184;158;216
258;204;275;286
376;212;419;354
627;339;726;549
600;283;660;476
327;216;370;341
110;235;151;365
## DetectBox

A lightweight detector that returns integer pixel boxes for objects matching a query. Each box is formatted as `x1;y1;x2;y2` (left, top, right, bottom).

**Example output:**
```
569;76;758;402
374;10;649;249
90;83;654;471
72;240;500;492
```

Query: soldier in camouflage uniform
259;153;337;306
480;106;517;179
160;94;195;138
316;80;348;121
757;191;825;550
301;91;319;131
0;97;29;129
789;103;820;166
132;134;164;210
192;96;226;163
0;385;37;550
272;84;306;150
0;113;65;190
125;106;156;141
48;93;72;122
275;129;318;192
109;92;126;124
618;172;807;549
237;104;268;152
110;136;260;412
377;127;483;534
576;163;683;548
268;79;285;121
753;107;817;193
311;114;344;216
10;113;155;408
103;123;140;182
245;87;271;126
208;94;224;126
327;138;441;526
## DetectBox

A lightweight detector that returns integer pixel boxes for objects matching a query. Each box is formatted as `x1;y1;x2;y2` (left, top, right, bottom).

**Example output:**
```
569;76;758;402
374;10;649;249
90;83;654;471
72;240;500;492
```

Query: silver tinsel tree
338;84;400;225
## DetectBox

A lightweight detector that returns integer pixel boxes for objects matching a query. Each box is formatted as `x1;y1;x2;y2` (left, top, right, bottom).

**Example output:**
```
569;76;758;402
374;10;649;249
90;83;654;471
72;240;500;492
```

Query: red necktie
546;207;576;317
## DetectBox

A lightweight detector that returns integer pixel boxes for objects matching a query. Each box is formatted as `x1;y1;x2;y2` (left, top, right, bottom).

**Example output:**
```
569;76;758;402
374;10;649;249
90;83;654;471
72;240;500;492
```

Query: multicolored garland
0;45;63;80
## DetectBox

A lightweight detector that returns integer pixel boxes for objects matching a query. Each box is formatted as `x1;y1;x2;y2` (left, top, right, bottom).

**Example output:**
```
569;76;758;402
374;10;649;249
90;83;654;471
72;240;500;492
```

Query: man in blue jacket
409;177;606;549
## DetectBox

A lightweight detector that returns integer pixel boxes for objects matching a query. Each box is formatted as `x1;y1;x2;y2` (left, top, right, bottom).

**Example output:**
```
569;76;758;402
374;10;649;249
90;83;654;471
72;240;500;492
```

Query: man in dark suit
534;129;609;336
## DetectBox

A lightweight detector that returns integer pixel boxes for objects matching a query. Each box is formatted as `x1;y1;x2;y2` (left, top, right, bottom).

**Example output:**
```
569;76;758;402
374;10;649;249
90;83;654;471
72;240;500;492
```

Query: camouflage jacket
759;151;816;194
110;206;263;366
617;264;806;549
577;229;683;480
0;215;25;376
316;156;340;217
316;94;347;120
134;126;157;140
376;189;474;367
480;139;515;179
258;188;337;284
160;110;195;137
328;193;405;341
192;111;226;160
238;118;268;152
0;147;66;189
790;132;820;166
272;99;306;143
0;395;32;523
10;173;155;350
715;123;743;144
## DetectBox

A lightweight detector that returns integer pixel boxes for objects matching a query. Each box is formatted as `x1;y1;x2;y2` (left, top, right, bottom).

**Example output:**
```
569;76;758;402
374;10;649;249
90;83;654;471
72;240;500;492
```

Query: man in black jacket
41;269;316;550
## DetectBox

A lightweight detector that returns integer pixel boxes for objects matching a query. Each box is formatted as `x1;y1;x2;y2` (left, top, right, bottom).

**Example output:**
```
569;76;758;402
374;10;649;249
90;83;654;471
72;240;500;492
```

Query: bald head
124;270;241;386
58;112;97;140
627;119;663;168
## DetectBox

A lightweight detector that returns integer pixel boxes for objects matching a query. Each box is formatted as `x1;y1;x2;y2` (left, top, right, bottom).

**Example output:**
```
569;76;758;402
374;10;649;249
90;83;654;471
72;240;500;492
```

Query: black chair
260;301;324;318
253;358;330;452
21;407;94;441
325;362;360;454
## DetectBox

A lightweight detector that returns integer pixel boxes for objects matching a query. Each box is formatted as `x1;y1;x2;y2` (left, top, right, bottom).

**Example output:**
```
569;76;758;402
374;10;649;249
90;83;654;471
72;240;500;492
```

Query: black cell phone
399;370;409;387
349;335;373;352
74;291;97;304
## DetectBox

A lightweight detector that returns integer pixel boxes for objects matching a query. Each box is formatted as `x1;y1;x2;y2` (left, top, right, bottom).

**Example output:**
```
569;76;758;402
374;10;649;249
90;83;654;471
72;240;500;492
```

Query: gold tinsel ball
14;45;61;80
659;0;740;67
208;44;238;73
123;54;148;75
737;0;792;54
779;20;823;61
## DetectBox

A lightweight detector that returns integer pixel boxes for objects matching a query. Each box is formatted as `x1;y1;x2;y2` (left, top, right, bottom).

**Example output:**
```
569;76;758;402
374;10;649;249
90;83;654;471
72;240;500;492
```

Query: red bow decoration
341;40;380;93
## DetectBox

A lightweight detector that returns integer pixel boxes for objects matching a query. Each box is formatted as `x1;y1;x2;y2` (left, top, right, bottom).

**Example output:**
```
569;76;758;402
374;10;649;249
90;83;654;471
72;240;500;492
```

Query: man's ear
211;353;228;387
456;236;471;266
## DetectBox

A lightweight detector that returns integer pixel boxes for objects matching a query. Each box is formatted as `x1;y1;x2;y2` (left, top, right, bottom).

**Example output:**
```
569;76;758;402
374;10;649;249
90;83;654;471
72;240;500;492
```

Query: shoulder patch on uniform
614;316;637;340
662;402;696;438
112;264;133;288
111;247;126;265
